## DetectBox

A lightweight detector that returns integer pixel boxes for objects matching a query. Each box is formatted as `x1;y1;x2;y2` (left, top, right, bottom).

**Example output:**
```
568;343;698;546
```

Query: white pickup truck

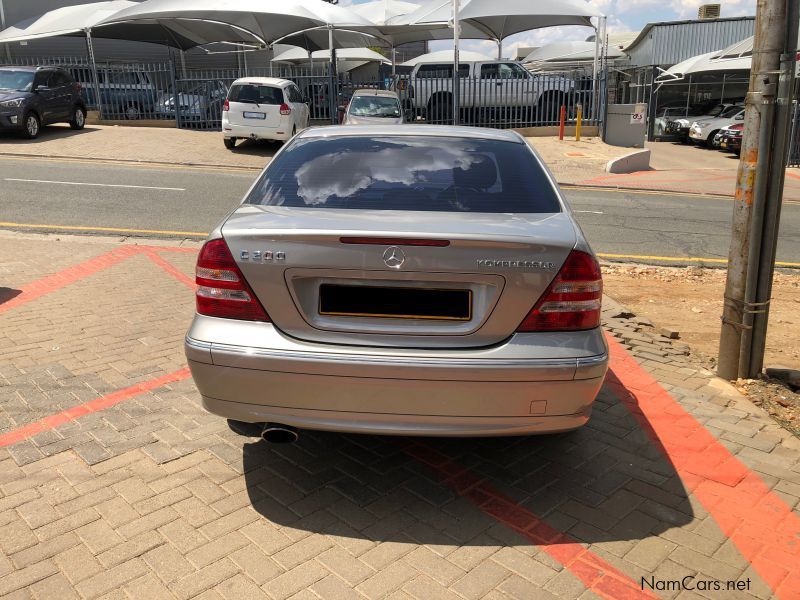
393;61;574;122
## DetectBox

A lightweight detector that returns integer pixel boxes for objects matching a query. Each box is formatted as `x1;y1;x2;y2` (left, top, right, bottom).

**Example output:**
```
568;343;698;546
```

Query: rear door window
417;64;470;78
245;135;562;213
49;72;72;88
229;84;284;104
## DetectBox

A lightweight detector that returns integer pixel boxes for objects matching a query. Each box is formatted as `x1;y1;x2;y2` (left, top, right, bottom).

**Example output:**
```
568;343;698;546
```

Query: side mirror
735;114;744;120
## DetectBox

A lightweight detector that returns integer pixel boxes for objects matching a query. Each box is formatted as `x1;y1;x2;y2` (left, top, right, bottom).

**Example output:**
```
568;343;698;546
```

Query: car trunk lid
220;205;577;348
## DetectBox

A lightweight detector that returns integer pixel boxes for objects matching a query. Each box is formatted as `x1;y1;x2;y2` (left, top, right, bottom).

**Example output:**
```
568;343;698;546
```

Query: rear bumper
185;318;608;436
222;117;292;141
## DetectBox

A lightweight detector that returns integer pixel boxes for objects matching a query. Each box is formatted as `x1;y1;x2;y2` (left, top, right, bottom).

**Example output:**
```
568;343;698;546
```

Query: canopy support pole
592;16;605;121
452;0;460;125
85;28;103;120
391;46;396;76
328;25;337;124
0;0;10;61
685;74;692;114
497;39;502;60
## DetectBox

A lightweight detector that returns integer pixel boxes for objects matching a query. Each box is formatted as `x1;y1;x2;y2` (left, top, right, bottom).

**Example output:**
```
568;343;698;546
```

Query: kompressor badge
477;259;557;270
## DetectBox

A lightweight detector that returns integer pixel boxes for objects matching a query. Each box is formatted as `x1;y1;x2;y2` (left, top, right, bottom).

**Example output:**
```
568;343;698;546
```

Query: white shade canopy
656;37;754;82
350;0;422;26
95;0;384;50
400;48;494;66
389;0;603;42
272;46;390;64
0;0;268;49
523;40;624;63
0;0;134;42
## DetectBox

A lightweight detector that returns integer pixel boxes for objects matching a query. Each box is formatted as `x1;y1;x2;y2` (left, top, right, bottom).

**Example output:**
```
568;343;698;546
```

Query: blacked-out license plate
319;285;472;321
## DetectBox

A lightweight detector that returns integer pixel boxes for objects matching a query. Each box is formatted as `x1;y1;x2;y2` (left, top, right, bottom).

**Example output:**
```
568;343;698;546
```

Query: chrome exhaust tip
261;423;298;444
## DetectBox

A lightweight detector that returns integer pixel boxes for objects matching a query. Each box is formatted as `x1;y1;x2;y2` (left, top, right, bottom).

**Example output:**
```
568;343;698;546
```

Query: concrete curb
605;148;651;174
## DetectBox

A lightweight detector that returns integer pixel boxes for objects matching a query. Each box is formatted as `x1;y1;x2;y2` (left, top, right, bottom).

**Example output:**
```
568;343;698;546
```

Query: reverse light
222;98;229;112
516;250;602;332
280;103;291;115
195;239;269;321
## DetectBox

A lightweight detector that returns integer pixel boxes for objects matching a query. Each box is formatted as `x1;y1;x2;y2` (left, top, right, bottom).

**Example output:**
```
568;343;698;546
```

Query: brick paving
0;232;799;599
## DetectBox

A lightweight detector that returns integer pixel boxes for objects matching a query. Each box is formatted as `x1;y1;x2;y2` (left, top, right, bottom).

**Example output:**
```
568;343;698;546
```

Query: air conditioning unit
698;4;721;19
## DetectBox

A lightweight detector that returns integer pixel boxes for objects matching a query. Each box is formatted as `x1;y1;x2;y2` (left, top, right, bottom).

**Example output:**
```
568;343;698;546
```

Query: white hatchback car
222;77;309;149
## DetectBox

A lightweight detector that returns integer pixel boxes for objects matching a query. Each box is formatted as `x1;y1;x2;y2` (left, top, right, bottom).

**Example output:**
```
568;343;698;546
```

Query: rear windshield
228;84;284;105
245;136;561;213
349;95;401;118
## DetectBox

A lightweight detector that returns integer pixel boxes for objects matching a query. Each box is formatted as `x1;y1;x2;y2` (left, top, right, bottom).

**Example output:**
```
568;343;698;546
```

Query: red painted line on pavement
0;246;140;315
403;441;655;600
0;368;191;448
144;250;196;289
605;334;800;599
139;245;198;254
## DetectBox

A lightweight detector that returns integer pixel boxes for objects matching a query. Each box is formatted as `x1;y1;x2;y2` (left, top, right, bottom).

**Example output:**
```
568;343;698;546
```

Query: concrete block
606;149;651;174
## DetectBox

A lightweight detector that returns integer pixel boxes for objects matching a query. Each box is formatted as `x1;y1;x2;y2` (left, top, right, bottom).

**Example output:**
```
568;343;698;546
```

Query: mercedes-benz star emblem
382;246;405;268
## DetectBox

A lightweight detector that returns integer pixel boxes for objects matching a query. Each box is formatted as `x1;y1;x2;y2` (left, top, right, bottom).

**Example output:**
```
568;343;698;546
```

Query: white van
222;77;309;149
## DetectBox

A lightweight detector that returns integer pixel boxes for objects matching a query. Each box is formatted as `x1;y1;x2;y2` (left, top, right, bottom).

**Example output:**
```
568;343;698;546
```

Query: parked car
222;77;310;149
69;67;159;120
0;66;86;139
718;123;744;155
342;89;404;125
394;61;573;123
154;79;227;123
665;103;738;142
689;105;745;147
185;125;608;441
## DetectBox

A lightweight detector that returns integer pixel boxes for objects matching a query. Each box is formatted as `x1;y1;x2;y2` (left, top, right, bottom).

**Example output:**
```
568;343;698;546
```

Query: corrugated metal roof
625;17;755;67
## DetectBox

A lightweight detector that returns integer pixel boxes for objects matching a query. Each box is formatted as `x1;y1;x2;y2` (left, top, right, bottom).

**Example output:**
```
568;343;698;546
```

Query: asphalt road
1;156;798;266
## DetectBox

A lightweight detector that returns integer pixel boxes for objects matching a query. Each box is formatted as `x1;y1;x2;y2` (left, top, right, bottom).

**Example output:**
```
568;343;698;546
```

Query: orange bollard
558;105;566;140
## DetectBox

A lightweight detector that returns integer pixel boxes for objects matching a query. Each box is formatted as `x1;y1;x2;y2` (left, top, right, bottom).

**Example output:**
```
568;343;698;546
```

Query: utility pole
717;0;795;380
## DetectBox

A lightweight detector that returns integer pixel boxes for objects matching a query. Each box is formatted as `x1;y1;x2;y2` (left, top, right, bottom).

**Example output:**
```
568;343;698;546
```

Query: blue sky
343;0;756;58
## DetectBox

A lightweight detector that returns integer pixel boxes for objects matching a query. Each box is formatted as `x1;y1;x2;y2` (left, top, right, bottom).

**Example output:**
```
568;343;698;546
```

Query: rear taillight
280;103;291;115
222;98;229;112
516;250;602;332
195;239;269;322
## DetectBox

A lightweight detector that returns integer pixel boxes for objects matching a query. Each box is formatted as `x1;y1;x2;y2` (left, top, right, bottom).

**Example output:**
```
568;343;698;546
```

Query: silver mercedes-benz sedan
185;125;608;440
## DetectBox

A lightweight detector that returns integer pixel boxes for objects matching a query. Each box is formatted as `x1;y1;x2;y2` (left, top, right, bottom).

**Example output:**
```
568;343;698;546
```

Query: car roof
351;89;398;98
297;124;525;143
231;77;291;87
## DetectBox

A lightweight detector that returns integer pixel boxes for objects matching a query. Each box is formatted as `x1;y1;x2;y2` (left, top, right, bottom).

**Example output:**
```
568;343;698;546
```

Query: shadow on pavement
0;288;21;306
227;138;280;159
241;380;693;547
0;124;101;144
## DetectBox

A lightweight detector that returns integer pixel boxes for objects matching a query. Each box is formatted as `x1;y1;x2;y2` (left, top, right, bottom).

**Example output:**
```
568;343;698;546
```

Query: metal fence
5;55;604;131
789;101;800;167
